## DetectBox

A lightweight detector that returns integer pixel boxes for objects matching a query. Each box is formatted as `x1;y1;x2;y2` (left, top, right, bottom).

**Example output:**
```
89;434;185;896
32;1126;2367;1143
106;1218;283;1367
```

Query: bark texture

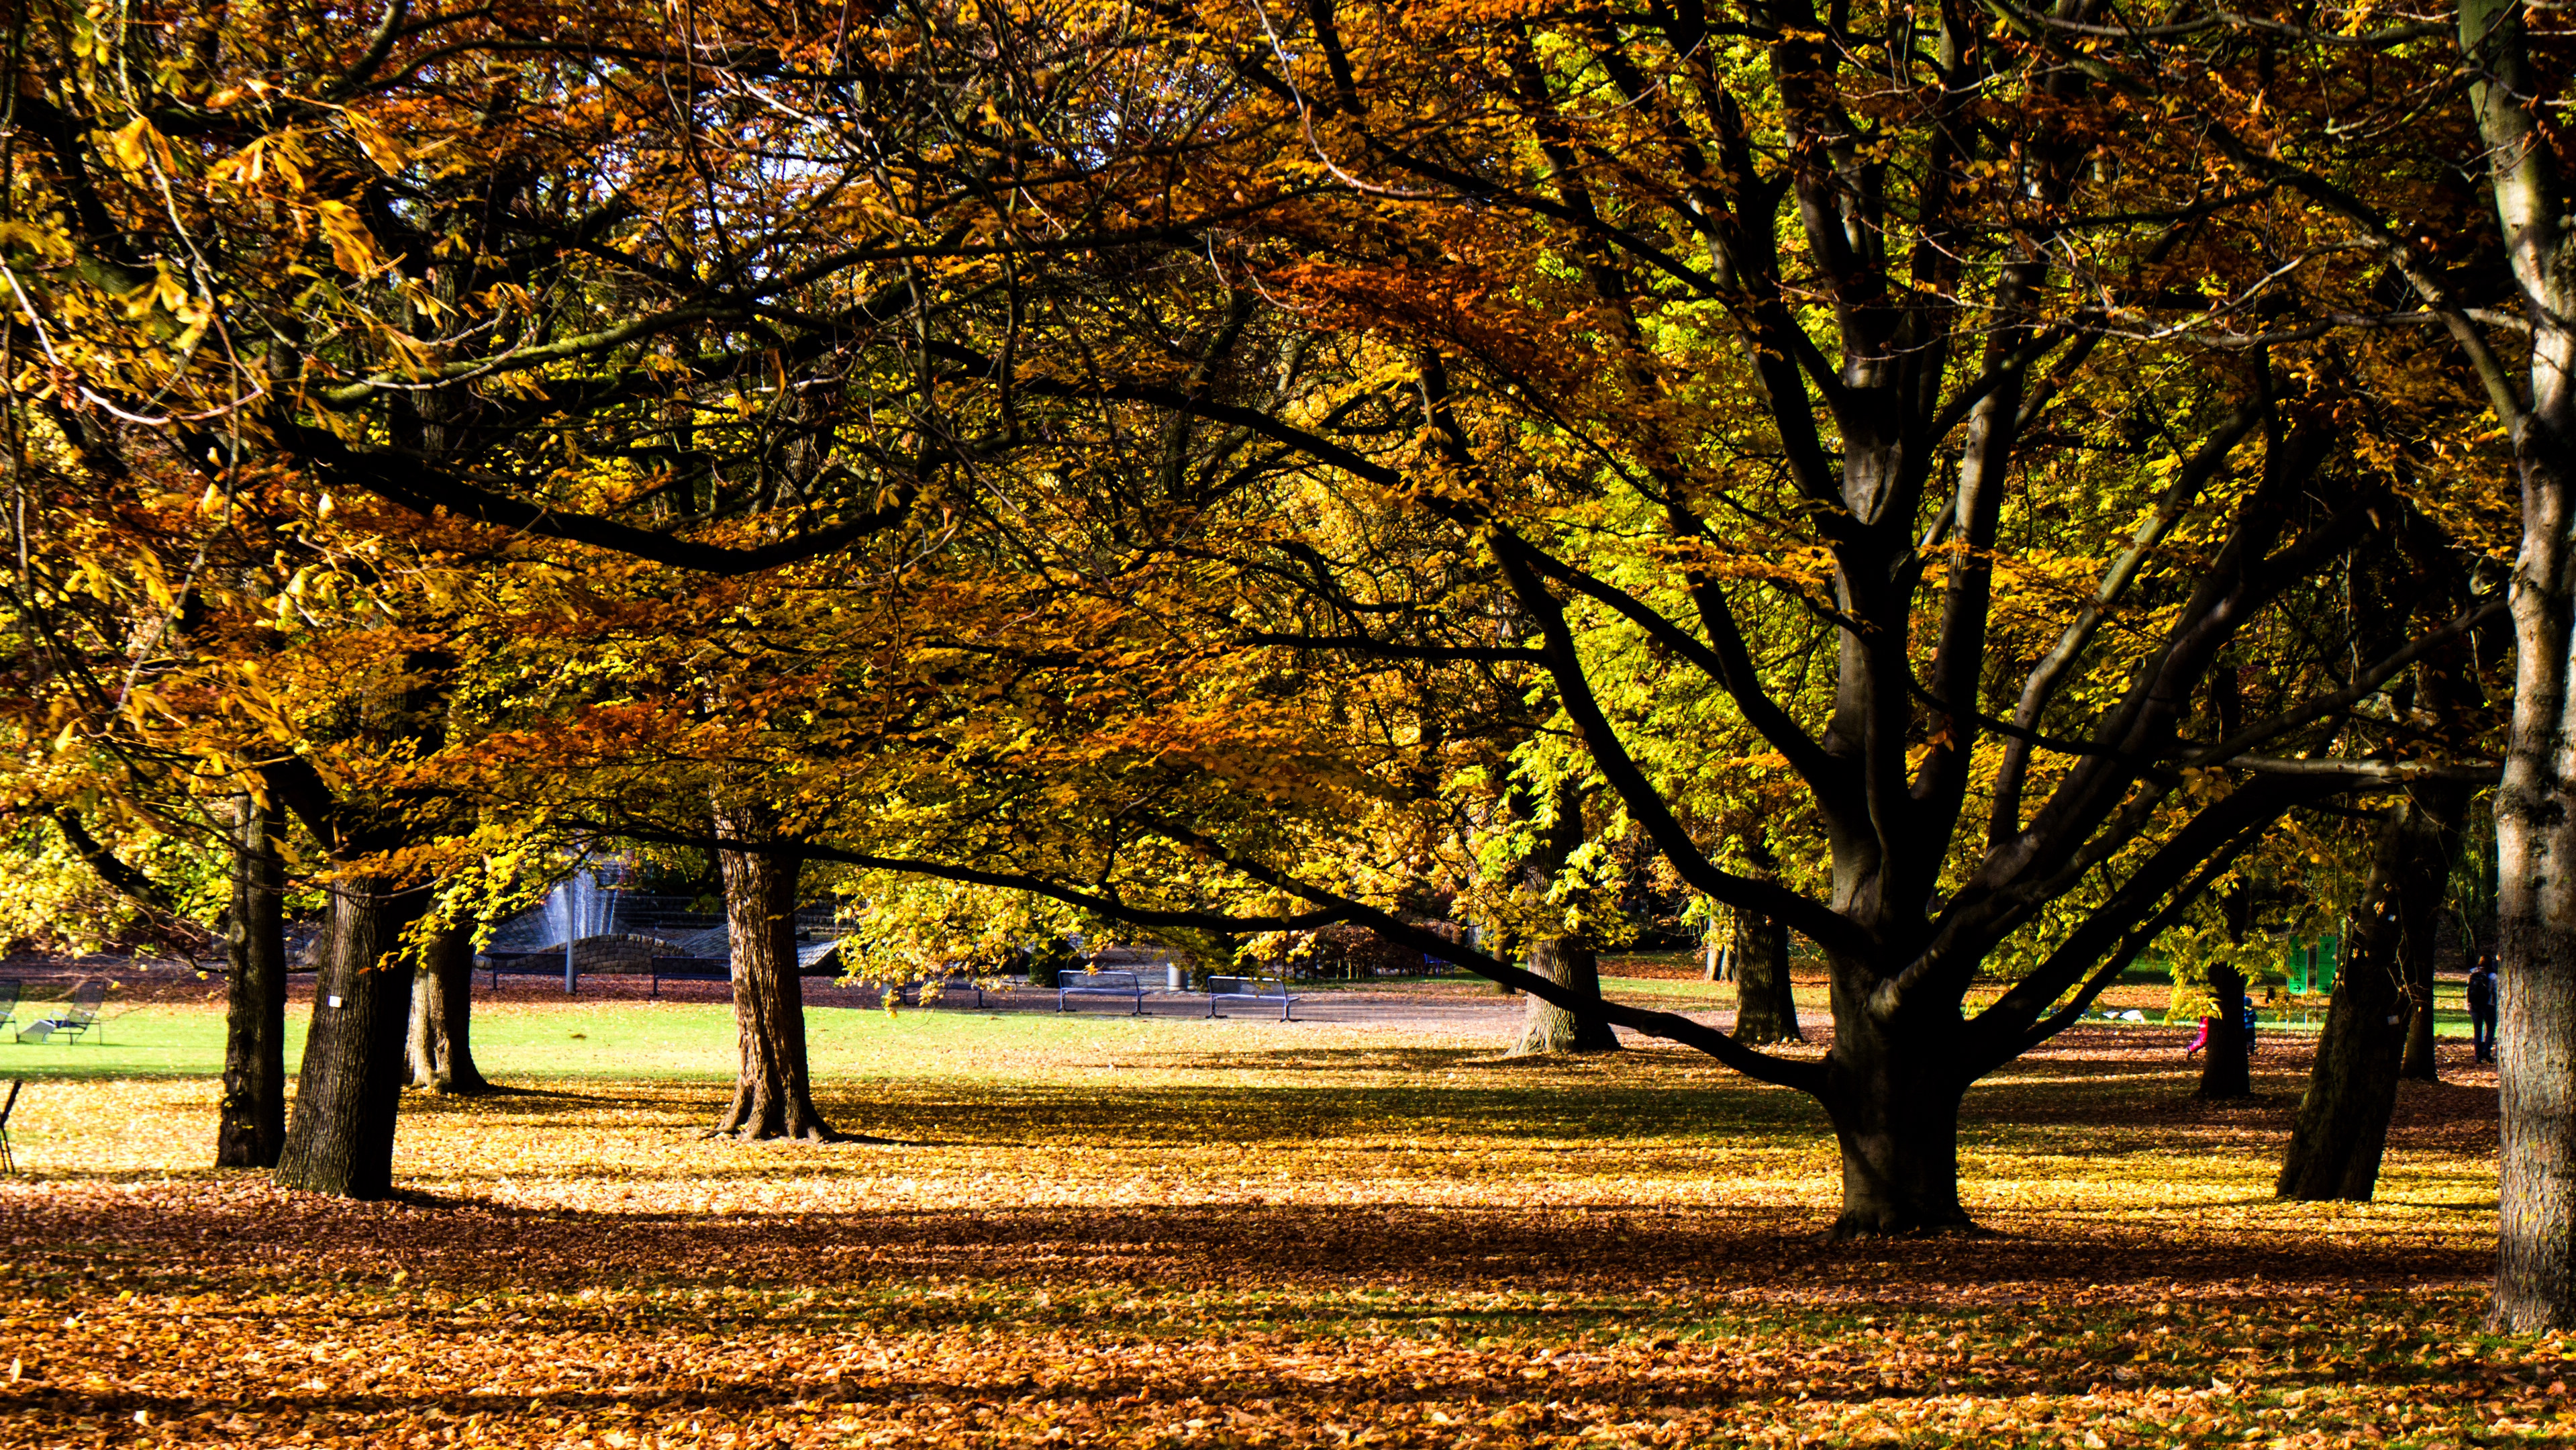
274;872;426;1198
2461;0;2576;1333
2278;789;2465;1200
215;797;286;1169
2197;965;2250;1100
1822;981;1968;1237
1732;911;1802;1045
406;918;490;1094
1503;936;1620;1056
713;802;835;1140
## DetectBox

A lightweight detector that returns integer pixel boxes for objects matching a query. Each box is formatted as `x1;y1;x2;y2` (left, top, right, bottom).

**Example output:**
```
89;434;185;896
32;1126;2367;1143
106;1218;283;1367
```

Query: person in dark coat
2242;995;2259;1055
2468;951;2499;1063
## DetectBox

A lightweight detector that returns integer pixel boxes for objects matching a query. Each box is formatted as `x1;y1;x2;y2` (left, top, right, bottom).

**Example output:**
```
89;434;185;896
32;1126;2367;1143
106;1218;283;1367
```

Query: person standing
2468;950;2499;1064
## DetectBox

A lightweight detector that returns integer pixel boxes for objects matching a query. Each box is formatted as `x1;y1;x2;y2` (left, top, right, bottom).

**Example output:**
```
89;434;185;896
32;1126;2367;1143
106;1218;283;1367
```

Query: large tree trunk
406;918;490;1094
1732;911;1802;1045
275;870;426;1198
713;802;835;1140
215;796;286;1169
2197;964;2250;1099
1502;935;1619;1055
2460;0;2576;1334
1820;985;1969;1237
2278;789;2465;1200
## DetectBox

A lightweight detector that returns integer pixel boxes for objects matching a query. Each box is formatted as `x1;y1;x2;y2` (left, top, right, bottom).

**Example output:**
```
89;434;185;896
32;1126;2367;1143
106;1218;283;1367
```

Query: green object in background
2286;937;2340;996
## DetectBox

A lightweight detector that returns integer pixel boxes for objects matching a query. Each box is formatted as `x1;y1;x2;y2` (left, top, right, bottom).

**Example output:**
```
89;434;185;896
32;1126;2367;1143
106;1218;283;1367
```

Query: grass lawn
0;995;2544;1448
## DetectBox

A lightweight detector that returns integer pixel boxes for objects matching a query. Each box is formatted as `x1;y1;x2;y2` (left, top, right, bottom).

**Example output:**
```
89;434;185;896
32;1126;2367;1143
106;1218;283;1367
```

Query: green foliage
0;818;224;956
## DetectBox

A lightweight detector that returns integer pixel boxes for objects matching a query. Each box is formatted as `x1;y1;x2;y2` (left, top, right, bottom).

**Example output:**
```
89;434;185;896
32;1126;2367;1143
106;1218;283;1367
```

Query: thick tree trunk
2459;0;2576;1333
215;797;286;1169
1821;989;1969;1236
406;918;489;1094
275;871;426;1198
1732;912;1802;1045
713;802;835;1141
2197;965;2250;1099
1502;935;1620;1055
2278;790;2463;1200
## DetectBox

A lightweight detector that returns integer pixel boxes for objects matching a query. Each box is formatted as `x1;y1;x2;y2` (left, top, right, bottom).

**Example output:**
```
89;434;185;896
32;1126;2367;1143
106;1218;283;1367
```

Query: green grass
3;967;2480;1088
0;997;1346;1083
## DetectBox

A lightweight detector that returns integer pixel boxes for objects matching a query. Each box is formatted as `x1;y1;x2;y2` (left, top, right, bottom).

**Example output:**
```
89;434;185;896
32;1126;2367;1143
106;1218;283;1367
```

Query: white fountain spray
544;865;618;993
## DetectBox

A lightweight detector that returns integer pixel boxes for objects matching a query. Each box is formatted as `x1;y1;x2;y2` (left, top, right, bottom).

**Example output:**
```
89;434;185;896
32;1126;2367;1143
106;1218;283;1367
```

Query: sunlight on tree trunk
407;918;490;1095
1502;936;1619;1056
2455;0;2576;1333
713;802;836;1141
275;871;425;1198
2399;944;2441;1082
1732;913;1801;1046
2279;789;2463;1200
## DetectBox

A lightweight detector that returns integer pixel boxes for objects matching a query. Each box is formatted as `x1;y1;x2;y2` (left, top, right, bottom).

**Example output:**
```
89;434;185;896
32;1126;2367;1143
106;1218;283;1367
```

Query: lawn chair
17;980;104;1045
0;1081;19;1173
0;980;17;1039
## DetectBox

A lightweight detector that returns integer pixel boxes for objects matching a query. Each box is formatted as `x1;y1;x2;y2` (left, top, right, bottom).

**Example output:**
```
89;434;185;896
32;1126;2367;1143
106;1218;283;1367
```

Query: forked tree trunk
713;802;835;1140
1503;935;1619;1056
1732;912;1802;1045
406;918;489;1094
275;871;426;1198
2278;790;2463;1199
1820;983;1968;1237
2198;965;2250;1099
215;796;287;1169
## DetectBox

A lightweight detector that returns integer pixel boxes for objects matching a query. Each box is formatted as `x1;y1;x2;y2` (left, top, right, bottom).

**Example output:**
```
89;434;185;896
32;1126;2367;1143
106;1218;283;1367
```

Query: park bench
1206;974;1301;1021
17;979;104;1045
1057;968;1146;1014
648;956;732;998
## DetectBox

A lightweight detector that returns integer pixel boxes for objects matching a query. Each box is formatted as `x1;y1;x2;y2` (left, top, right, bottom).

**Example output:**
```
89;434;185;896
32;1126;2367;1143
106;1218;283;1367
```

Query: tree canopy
0;0;2546;1265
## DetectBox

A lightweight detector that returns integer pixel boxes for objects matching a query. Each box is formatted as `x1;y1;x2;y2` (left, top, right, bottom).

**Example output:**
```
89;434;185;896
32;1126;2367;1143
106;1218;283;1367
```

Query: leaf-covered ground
0;1001;2550;1447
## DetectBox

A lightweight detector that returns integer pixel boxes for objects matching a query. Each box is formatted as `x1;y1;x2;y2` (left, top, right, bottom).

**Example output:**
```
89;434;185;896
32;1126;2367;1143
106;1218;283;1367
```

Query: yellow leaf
109;117;158;174
344;112;410;177
313;201;385;277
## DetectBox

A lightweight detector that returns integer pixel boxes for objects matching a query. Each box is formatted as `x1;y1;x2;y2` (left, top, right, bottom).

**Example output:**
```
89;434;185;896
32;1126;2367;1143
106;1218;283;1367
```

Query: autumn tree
0;0;1267;1177
2444;0;2576;1331
733;0;2517;1235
